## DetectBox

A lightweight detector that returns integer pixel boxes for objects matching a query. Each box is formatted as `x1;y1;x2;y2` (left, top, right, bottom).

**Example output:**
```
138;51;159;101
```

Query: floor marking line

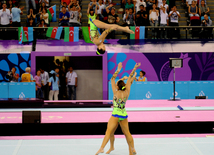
186;138;204;155
12;140;22;155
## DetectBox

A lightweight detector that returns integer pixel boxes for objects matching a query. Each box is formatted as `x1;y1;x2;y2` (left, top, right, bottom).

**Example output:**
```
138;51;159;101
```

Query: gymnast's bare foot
95;148;104;155
132;148;137;155
125;26;134;34
106;147;114;154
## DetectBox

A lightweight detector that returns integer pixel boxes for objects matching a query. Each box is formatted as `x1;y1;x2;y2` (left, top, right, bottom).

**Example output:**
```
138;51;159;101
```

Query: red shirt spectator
61;0;71;6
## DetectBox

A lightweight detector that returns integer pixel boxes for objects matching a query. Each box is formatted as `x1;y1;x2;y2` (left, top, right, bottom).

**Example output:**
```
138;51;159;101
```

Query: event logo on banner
173;91;178;97
19;92;25;99
146;91;152;99
199;91;205;96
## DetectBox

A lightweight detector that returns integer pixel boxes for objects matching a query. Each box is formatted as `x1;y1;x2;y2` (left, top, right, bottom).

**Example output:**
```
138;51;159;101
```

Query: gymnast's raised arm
111;62;122;94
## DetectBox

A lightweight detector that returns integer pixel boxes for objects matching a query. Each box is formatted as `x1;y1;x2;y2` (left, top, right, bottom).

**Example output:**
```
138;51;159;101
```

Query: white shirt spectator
157;0;163;8
169;11;180;23
40;13;49;24
41;71;49;85
149;10;159;21
160;12;168;24
160;4;168;13
39;0;49;6
66;71;77;85
97;4;105;14
187;0;194;5
135;0;146;12
0;9;11;25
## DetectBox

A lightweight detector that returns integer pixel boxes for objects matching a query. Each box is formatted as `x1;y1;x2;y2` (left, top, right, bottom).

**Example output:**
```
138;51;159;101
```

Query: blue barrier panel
0;83;9;98
108;81;214;100
9;82;35;98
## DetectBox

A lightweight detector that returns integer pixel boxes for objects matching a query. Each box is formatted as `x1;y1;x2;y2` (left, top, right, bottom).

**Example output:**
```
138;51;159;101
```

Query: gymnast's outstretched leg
93;19;134;34
106;123;118;154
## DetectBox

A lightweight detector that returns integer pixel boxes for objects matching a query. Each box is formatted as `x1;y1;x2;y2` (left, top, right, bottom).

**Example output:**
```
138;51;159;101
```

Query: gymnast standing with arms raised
95;62;141;155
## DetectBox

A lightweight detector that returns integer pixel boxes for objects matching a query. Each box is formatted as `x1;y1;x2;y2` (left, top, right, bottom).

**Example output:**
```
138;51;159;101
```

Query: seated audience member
135;70;147;81
12;2;23;27
61;0;71;6
34;70;44;99
0;3;11;27
39;2;46;14
39;0;49;7
160;0;169;13
59;6;70;26
199;14;212;39
70;0;81;12
160;7;168;39
186;0;196;8
106;5;120;39
21;67;34;82
156;0;163;9
6;67;19;82
97;0;105;21
199;0;206;5
27;17;36;26
68;4;81;26
40;8;49;25
87;3;97;26
188;1;199;17
89;0;99;12
136;5;147;26
125;0;135;11
149;4;159;39
146;0;155;12
169;5;180;39
38;19;47;27
125;8;135;26
49;68;60;101
60;2;68;11
199;0;209;16
134;0;146;13
27;8;36;20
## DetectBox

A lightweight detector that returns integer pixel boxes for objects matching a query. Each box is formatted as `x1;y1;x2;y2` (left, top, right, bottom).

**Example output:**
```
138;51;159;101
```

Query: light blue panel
9;82;35;98
162;81;172;99
188;81;202;99
143;82;163;99
0;83;8;98
175;81;189;99
108;81;113;100
201;81;214;99
134;82;147;99
127;80;136;100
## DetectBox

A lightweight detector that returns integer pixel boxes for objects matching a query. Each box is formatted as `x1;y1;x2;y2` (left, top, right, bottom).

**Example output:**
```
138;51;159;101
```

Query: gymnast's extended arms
111;62;123;94
126;63;141;92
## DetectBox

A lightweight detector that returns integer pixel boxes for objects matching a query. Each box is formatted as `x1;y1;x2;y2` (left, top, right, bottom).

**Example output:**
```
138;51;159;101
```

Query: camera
6;72;13;81
202;19;206;26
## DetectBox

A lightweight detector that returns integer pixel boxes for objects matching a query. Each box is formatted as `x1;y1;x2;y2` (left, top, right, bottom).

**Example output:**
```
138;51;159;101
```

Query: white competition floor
1;135;214;155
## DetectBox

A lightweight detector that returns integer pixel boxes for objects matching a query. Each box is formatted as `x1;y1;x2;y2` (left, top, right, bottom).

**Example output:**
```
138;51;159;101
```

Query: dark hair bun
117;80;126;91
96;48;106;55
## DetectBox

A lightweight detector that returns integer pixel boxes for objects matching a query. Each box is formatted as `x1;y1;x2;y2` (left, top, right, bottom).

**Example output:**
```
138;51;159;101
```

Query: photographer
200;14;212;39
6;67;19;82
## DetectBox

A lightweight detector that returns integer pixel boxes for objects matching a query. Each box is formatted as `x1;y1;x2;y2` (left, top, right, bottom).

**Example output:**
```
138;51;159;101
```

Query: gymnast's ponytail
117;80;126;91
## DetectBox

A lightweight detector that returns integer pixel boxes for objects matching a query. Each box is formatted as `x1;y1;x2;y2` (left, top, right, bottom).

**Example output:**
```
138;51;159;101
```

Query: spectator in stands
125;0;135;12
34;70;44;99
188;1;199;17
146;0;155;12
49;68;60;100
61;0;71;6
156;0;163;9
125;8;135;26
136;5;147;26
123;8;129;24
169;5;180;39
6;67;19;82
8;0;13;13
59;6;70;26
104;0;112;6
87;3;97;26
68;4;81;26
134;0;146;13
40;8;49;26
21;67;34;82
40;67;49;100
149;4;159;39
199;0;206;5
0;3;11;27
60;2;68;11
70;0;81;12
135;70;147;81
199;14;212;39
27;8;36;20
27;17;36;26
199;0;209;17
66;66;78;100
97;0;105;21
106;5;120;39
89;0;99;12
39;2;46;14
25;0;36;14
160;0;169;13
160;7;168;39
186;0;196;8
39;0;49;7
38;19;47;27
12;2;23;27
